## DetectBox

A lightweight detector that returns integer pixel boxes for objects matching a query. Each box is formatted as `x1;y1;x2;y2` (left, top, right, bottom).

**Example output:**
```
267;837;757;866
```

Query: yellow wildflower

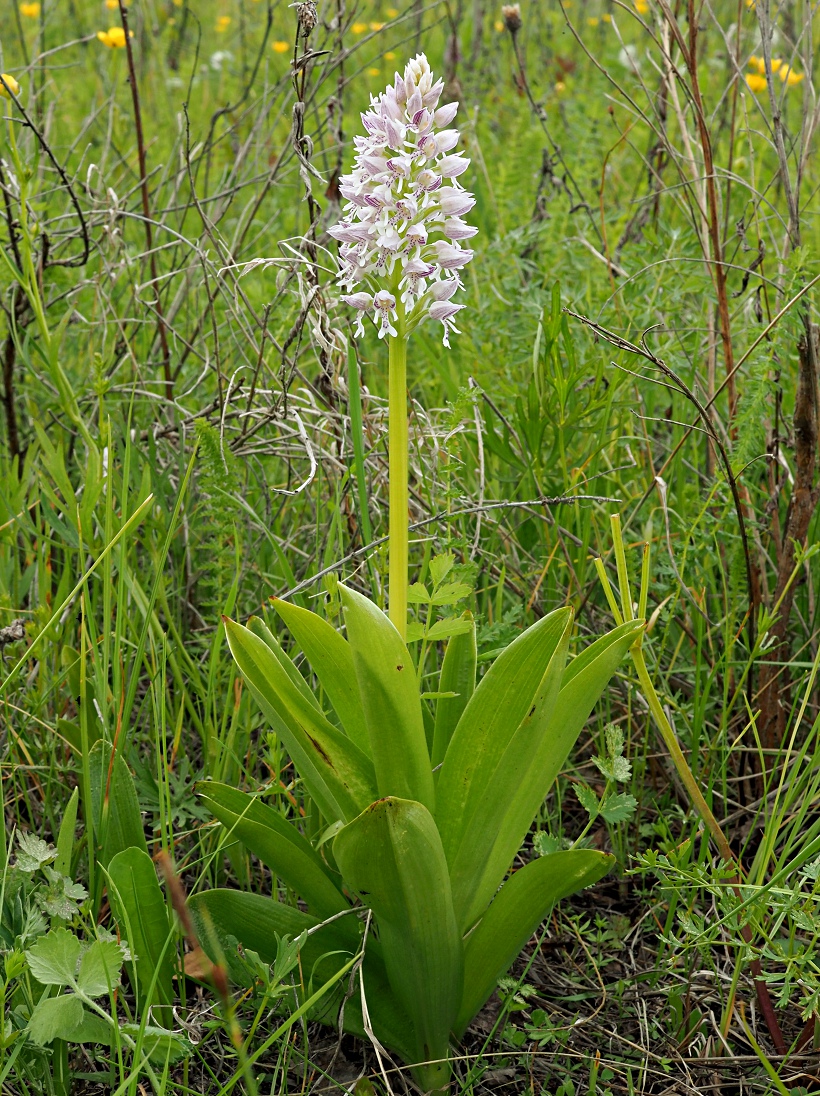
745;0;755;7
385;51;397;59
555;80;566;92
20;3;41;17
587;15;599;25
370;21;385;30
352;21;368;32
97;26;131;47
0;74;20;99
216;15;231;31
635;0;649;14
602;13;611;21
494;18;504;30
745;73;767;92
105;0;128;8
272;40;290;52
780;66;804;86
748;55;766;74
368;67;380;75
387;6;398;14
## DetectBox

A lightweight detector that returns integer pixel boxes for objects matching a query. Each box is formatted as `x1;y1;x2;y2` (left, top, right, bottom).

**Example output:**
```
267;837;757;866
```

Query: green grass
1;0;820;1091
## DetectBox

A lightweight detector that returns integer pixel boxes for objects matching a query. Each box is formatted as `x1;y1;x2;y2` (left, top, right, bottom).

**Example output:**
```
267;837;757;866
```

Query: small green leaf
27;994;84;1045
71;1009;112;1044
429;553;455;587
574;783;600;819
121;1024;191;1063
405;622;426;643
15;833;57;874
594;754;631;783
26;928;81;987
430;583;473;606
425;618;474;641
599;792;638;824
406;583;430;604
76;940;123;997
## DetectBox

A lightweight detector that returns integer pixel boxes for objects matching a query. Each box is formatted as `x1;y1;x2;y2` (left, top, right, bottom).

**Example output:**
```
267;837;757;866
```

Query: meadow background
1;0;820;1092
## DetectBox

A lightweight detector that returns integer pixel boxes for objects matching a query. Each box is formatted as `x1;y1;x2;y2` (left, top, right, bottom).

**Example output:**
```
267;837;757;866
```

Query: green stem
388;334;409;639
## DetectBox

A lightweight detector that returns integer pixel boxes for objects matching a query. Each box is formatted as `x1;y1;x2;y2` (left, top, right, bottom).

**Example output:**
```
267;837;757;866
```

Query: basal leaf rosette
329;54;476;347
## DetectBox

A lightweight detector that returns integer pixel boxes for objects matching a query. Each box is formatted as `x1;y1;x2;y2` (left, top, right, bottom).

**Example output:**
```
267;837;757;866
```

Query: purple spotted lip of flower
328;53;476;347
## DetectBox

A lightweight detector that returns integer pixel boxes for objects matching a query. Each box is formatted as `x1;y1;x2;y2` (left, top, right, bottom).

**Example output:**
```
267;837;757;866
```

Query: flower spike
329;54;476;346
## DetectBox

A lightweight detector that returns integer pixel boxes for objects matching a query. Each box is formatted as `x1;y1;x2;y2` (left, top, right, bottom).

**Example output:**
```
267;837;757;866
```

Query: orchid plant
328;53;476;638
195;56;644;1095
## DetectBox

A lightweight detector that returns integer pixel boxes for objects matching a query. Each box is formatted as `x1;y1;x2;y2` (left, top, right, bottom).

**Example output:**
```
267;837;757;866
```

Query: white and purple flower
329;54;475;348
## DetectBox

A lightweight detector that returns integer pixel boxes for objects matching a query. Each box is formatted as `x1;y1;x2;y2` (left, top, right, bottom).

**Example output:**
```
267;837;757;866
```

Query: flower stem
388;334;409;639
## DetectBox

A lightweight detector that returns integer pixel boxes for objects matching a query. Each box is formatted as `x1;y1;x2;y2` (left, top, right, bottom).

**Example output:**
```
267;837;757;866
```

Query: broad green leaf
272;599;370;755
455;850;613;1037
189;888;415;1063
26;928;81;987
224;618;377;823
334;797;461;1086
88;740;149;868
71;1010;112;1044
467;619;643;927
437;607;573;906
445;609;573;928
108;848;175;1024
77;940;123;998
27;994;84;1045
197;782;348;919
55;787;79;876
247;616;320;712
432;617;477;770
339;587;434;811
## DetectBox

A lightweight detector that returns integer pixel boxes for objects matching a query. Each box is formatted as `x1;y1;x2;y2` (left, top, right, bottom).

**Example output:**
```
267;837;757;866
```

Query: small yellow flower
368;67;380;75
216;15;231;31
0;74;21;99
97;26;130;47
635;0;649;15
272;40;289;52
352;21;368;33
20;3;41;17
602;13;611;21
555;80;566;92
494;18;504;30
745;0;755;8
780;66;804;86
748;55;766;74
587;15;599;25
384;51;396;59
371;21;385;30
745;73;767;92
387;6;398;14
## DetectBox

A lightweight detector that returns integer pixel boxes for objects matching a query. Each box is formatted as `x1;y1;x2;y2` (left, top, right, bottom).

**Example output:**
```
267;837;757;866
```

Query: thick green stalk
388;335;409;639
